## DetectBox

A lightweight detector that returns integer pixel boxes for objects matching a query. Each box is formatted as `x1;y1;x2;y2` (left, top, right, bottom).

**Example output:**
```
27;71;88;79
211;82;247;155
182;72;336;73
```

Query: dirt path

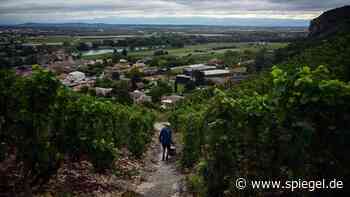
135;122;188;197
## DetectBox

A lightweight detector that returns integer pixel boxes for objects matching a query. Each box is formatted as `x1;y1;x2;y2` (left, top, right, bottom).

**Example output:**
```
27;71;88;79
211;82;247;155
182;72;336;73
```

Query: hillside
170;6;350;197
309;6;350;38
274;6;350;81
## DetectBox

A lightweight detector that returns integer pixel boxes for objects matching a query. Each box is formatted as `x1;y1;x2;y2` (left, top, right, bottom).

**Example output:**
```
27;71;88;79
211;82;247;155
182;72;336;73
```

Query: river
81;49;115;56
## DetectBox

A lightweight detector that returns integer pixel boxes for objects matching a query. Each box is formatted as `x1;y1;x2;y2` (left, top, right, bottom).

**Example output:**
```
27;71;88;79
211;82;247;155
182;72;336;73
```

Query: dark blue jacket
159;127;172;145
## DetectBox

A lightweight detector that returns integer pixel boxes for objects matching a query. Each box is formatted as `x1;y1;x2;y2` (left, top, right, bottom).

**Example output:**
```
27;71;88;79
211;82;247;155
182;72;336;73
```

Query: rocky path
135;122;188;197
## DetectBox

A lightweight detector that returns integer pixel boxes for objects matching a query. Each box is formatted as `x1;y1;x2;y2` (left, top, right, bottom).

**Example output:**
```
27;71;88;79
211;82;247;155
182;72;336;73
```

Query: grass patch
129;42;288;59
81;53;114;60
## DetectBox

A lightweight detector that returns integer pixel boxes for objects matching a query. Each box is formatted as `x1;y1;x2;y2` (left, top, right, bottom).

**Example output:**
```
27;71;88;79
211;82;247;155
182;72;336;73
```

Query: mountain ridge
309;5;350;38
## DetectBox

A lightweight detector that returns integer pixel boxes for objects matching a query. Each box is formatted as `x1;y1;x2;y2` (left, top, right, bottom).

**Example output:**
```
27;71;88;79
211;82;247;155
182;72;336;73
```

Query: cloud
0;0;349;25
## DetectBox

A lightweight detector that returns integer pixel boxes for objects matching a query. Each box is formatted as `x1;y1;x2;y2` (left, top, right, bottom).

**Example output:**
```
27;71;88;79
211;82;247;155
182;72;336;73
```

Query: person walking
159;123;172;161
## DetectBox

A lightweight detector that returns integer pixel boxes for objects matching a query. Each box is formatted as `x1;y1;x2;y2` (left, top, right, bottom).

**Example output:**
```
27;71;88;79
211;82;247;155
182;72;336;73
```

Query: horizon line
0;22;309;28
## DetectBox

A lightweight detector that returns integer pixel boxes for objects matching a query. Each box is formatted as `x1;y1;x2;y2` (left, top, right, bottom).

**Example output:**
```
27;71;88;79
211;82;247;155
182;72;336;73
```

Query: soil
0;122;190;197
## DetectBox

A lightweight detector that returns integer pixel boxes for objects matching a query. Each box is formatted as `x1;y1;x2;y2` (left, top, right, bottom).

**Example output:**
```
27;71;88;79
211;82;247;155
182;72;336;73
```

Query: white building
62;71;86;86
202;69;231;77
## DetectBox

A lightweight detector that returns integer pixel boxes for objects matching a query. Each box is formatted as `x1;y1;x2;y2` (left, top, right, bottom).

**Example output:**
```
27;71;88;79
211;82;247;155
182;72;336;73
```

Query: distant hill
309;6;350;38
18;23;112;28
6;22;307;30
275;6;350;81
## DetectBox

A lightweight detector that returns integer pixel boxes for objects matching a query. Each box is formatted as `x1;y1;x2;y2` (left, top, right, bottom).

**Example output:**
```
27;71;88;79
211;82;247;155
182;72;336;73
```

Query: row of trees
75;35;186;52
149;55;196;68
0;67;155;195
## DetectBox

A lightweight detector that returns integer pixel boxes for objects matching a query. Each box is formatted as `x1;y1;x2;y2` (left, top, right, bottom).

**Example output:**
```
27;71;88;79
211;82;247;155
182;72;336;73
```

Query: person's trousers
162;143;171;161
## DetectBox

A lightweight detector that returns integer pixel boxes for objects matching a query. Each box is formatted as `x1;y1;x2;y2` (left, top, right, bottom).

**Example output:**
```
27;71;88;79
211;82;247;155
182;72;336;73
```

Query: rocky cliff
309;6;350;38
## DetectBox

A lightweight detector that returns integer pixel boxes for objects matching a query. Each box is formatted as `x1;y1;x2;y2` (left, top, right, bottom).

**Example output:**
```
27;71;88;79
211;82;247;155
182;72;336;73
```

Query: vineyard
1;9;350;197
170;65;350;196
0;66;155;195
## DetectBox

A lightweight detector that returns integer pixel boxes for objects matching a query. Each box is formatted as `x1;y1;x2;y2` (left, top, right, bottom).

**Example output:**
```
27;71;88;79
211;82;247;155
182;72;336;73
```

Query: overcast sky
0;0;349;26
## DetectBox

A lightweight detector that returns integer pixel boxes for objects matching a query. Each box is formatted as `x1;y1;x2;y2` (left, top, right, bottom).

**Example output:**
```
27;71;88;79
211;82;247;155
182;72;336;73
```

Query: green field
25;36;111;44
80;42;288;61
24;34;288;57
129;42;288;58
24;34;288;60
24;35;144;44
81;53;114;60
25;36;76;44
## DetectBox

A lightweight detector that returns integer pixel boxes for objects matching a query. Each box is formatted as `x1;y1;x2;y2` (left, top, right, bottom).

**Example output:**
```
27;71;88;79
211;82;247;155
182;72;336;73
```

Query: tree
63;41;71;48
112;52;123;63
77;42;91;51
111;80;132;105
223;50;239;66
154;50;168;56
121;49;128;57
111;72;120;80
149;80;173;103
125;68;143;90
242;49;254;60
254;48;272;72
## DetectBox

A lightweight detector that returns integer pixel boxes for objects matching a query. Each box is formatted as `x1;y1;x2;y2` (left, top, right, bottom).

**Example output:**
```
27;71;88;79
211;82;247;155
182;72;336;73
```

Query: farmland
80;42;288;61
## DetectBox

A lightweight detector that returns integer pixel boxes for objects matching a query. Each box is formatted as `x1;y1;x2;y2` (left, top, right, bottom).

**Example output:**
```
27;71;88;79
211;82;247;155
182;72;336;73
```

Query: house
95;59;104;64
183;64;216;76
175;74;195;91
238;60;255;66
194;69;233;85
62;71;86;87
114;63;130;70
120;59;128;64
175;75;192;84
208;59;225;66
95;87;113;97
206;77;228;85
61;73;95;91
134;62;146;68
130;90;152;104
85;42;93;48
143;67;159;76
136;82;145;90
143;75;166;81
161;95;184;109
201;69;231;78
86;60;96;65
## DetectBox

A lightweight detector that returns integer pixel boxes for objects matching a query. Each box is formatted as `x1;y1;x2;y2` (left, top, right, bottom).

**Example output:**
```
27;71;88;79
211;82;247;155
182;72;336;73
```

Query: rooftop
202;69;231;76
187;64;207;68
176;74;191;79
184;64;217;72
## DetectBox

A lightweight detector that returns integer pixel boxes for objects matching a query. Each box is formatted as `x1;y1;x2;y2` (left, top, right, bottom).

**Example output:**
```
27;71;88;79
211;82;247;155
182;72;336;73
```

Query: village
1;25;303;110
0;28;278;109
13;47;250;109
0;24;304;112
